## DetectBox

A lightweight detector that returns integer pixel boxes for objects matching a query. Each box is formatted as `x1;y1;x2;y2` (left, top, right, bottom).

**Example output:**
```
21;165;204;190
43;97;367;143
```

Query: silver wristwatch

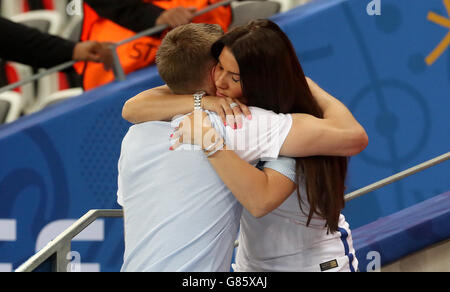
193;91;206;110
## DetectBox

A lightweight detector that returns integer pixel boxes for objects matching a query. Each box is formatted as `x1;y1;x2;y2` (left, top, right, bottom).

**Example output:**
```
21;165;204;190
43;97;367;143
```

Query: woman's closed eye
217;62;239;82
231;75;240;83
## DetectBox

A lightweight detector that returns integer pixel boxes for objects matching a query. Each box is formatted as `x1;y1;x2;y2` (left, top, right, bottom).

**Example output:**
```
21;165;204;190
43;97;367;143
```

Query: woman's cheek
231;84;243;99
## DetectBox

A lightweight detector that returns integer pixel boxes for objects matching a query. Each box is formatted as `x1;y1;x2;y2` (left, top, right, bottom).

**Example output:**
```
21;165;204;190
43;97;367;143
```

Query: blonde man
118;23;295;272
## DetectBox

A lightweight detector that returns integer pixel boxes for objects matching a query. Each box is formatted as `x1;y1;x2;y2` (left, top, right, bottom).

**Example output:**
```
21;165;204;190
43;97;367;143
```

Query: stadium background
0;0;449;272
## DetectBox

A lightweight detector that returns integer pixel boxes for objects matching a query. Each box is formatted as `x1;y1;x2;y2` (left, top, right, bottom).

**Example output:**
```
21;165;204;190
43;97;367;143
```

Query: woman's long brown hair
212;20;348;233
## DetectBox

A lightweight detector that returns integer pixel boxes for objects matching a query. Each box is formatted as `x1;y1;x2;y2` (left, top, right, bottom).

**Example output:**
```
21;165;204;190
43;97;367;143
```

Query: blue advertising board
1;0;449;271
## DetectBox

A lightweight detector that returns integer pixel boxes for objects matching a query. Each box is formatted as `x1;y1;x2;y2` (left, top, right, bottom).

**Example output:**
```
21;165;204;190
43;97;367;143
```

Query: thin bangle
204;137;221;152
204;137;225;154
206;140;225;158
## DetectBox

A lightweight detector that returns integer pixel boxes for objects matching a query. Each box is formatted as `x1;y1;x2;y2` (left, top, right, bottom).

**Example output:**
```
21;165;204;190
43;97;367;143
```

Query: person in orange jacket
76;0;232;90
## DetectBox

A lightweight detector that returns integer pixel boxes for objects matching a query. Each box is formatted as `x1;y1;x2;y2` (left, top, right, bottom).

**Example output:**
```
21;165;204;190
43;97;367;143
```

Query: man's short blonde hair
156;23;224;94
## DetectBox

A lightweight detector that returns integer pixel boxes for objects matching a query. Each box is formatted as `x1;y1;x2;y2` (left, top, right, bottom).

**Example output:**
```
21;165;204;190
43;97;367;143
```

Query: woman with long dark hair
210;19;349;234
123;20;367;271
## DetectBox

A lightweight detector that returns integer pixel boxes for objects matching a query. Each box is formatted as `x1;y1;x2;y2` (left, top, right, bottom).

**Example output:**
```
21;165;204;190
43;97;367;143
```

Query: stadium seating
2;62;35;110
10;9;63;34
7;9;83;113
1;0;71;19
0;0;25;18
0;91;24;124
0;0;286;116
230;1;281;28
30;87;83;113
60;14;82;41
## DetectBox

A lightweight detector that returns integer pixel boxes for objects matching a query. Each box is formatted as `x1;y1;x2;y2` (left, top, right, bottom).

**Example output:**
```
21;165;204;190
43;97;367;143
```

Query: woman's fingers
170;129;180;140
218;108;227;127
222;99;235;128
169;111;227;151
170;121;182;150
231;105;243;129
232;99;252;129
203;96;252;128
236;100;252;121
169;134;183;150
208;102;227;127
170;113;206;149
224;98;250;129
169;101;250;151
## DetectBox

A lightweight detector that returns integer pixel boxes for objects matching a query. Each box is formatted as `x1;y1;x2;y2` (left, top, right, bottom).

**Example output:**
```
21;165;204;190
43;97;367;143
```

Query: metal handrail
344;152;450;201
0;60;77;95
0;0;237;95
14;209;123;272
14;152;449;272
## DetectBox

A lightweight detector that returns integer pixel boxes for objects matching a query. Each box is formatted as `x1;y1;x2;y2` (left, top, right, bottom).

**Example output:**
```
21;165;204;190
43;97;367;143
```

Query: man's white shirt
117;107;292;272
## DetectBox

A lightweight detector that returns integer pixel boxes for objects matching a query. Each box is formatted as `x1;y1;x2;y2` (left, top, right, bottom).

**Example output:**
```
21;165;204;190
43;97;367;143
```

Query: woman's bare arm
208;148;296;218
280;78;368;157
126;78;368;157
122;85;252;125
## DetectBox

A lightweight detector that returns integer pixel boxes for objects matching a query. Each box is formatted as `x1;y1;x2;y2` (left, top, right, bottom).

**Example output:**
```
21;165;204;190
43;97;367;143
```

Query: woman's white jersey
234;157;358;272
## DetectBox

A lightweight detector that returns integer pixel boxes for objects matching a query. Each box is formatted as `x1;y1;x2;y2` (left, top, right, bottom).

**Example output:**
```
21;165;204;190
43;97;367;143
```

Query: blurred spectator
0;16;112;70
75;0;232;90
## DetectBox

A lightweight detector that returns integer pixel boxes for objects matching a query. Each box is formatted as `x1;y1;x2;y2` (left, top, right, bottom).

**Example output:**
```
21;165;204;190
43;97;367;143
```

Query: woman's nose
215;72;227;89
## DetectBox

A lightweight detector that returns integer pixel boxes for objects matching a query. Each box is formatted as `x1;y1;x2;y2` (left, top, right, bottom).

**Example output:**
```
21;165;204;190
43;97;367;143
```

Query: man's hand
73;41;114;70
155;7;197;28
